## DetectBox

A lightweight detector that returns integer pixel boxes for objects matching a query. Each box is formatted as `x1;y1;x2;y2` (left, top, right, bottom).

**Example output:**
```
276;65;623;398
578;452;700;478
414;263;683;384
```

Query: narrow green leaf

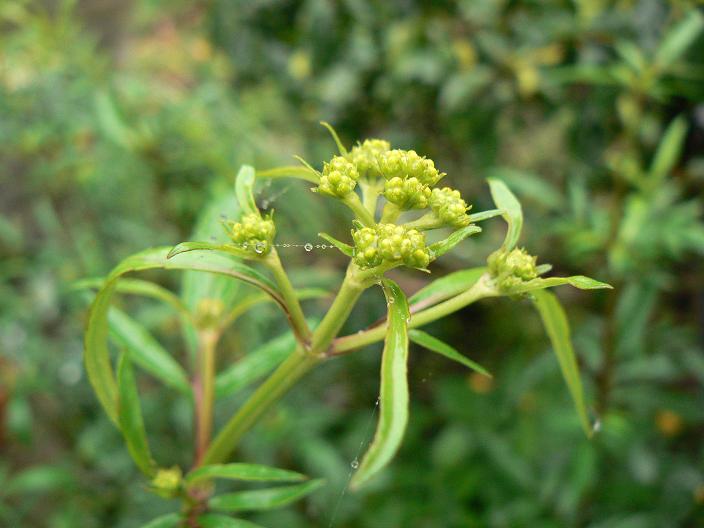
320;121;348;155
84;247;285;425
186;463;306;486
256;166;320;184
655;11;704;66
507;275;613;295
351;280;410;489
117;354;156;476
5;466;74;496
198;514;264;528
648;116;688;185
167;241;249;260
318;232;354;256
140;513;180;528
74;278;191;319
236;165;258;216
215;329;296;399
109;308;191;394
410;267;487;306
531;290;591;436
428;225;482;259
487;178;523;250
409;329;491;377
210;480;324;512
467;208;503;223
94;91;135;149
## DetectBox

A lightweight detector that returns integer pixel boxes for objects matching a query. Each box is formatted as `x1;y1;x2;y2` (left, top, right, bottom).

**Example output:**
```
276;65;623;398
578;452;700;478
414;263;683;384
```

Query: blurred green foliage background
1;0;704;526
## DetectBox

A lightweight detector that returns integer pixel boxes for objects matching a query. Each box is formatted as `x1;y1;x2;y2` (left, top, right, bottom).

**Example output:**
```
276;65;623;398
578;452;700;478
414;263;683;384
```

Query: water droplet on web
254;242;265;254
350;458;359;469
387;297;395;304
406;316;411;324
592;418;602;434
242;242;248;249
304;243;313;252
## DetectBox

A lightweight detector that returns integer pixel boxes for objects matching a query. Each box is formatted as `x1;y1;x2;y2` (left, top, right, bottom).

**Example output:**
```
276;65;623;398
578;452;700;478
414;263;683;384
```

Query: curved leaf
409;329;491;377
109;308;190;394
167;241;249;260
351;280;410;489
117;354;156;476
186;463;306;486
428;225;482;259
209;479;324;512
320;121;348;155
236;165;258;216
73;277;190;319
648;116;688;186
507;275;612;295
198;514;264;528
255;166;320;184
487;178;523;250
84;247;284;425
318;232;354;256
467;208;503;223
655;10;704;66
532;290;591;436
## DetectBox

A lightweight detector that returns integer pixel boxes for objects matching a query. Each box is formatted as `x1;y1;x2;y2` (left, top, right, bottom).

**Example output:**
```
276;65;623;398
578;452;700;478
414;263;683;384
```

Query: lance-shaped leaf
197;514;265;528
256;166;320;184
167;241;250;260
468;208;503;223
504;275;612;295
351;280;410;489
532;290;591;436
409;267;487;307
655;10;704;66
318;232;354;257
236;165;259;216
109;308;191;394
320;121;348;155
428;225;482;259
648;116;688;186
409;329;491;377
84;247;285;425
117;354;156;476
487;178;523;251
140;513;181;528
74;277;191;319
209;480;324;512
186;463;306;486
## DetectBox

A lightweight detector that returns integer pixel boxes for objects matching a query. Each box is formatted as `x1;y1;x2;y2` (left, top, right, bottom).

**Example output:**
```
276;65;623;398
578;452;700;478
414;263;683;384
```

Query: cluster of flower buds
150;467;182;498
429;187;472;228
347;139;391;179
315;155;360;198
223;212;276;255
384;176;432;209
377;149;444;187
488;248;538;291
352;223;430;270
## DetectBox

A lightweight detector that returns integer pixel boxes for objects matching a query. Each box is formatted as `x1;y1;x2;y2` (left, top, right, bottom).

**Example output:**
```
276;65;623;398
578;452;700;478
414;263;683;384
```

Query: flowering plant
81;124;610;526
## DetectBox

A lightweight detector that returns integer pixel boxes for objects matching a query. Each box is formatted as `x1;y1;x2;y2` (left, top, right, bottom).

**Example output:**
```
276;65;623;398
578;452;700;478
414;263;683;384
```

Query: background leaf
209;480;324;512
186;463;306;485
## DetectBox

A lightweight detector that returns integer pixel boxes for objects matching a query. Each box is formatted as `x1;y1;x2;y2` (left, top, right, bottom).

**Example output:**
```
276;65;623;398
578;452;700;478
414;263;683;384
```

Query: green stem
332;273;498;354
380;203;401;223
361;181;381;217
264;250;312;344
202;348;320;465
202;265;367;464
344;193;376;226
194;330;218;466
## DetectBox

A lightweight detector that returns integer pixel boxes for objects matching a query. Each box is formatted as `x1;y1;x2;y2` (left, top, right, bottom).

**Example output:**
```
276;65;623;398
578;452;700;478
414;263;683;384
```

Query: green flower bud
150;467;182;498
488;248;538;291
429;187;471;228
352;223;430;270
316;155;360;198
383;176;432;210
377;149;444;186
224;212;276;255
348;139;391;179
